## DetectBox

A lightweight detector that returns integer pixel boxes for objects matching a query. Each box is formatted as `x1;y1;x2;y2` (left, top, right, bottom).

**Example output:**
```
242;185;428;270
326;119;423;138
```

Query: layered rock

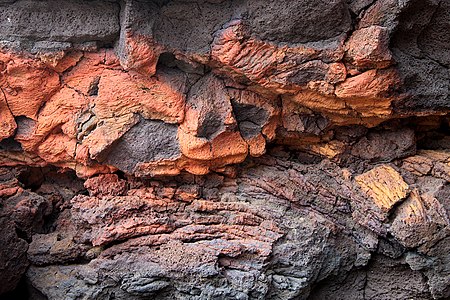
1;127;449;299
0;0;449;299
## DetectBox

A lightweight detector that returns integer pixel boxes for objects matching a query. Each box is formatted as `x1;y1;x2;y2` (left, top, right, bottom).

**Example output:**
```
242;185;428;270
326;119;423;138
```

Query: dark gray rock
245;0;351;44
365;255;432;300
391;0;450;111
0;216;29;295
0;0;120;44
231;100;268;139
105;119;181;174
153;0;233;56
310;255;433;300
187;74;236;140
351;128;416;162
418;1;450;67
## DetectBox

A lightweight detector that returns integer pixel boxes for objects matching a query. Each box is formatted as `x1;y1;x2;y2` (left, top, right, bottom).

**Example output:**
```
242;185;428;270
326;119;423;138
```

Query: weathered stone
245;0;351;44
390;189;449;249
355;164;409;213
351;128;416;162
0;50;61;119
179;73;248;169
105;119;181;174
0;216;29;295
0;0;120;44
0;0;448;298
345;25;393;70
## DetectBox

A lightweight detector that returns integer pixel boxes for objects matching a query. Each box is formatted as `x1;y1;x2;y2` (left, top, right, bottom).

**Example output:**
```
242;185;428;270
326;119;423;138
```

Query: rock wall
0;0;449;299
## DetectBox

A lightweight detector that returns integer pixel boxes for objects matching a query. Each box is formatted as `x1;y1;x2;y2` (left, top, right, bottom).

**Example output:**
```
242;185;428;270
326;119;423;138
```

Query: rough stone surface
0;0;449;299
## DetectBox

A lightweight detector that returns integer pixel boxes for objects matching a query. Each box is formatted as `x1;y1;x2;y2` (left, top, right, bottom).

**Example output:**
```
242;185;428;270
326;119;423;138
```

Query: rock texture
0;0;449;299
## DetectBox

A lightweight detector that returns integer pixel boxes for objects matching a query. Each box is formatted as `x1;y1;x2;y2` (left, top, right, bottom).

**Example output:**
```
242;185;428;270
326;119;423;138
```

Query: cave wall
0;0;449;299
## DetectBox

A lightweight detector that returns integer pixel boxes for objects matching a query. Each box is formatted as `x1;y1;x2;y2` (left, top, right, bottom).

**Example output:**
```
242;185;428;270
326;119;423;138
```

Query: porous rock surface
0;0;449;299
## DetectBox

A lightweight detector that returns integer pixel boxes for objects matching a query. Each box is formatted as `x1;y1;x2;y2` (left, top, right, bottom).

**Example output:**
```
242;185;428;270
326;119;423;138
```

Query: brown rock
351;128;416;162
84;174;128;197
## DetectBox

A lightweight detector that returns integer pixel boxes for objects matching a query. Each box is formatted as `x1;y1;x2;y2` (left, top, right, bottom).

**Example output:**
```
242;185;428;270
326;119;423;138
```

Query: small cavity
87;76;101;96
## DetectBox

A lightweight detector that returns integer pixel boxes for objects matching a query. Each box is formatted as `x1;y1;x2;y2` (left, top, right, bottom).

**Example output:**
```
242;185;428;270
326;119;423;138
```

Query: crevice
14;226;30;243
0;86;13;116
361;270;368;300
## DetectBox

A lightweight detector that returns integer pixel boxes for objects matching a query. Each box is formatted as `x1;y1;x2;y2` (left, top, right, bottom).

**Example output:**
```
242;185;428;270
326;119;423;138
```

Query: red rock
84;174;127;197
345;26;393;70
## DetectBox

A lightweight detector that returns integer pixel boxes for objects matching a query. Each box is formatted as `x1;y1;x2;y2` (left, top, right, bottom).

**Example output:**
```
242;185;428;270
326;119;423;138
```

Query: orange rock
335;68;401;118
178;130;213;160
0;48;192;177
0;88;16;141
63;50;121;94
21;87;88;151
62;52;186;164
36;133;77;165
335;68;399;100
284;91;350;125
0;35;417;179
211;131;248;162
178;159;211;176
0;50;60;119
94;68;185;124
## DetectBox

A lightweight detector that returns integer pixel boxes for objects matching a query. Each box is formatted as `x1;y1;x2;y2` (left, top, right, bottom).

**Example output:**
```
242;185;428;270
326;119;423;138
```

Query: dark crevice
0;137;22;151
15;226;30;243
87;76;101;96
0;277;46;300
17;168;46;191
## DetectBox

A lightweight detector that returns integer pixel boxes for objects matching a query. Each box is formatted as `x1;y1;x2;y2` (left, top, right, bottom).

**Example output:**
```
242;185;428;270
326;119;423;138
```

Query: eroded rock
0;0;449;299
